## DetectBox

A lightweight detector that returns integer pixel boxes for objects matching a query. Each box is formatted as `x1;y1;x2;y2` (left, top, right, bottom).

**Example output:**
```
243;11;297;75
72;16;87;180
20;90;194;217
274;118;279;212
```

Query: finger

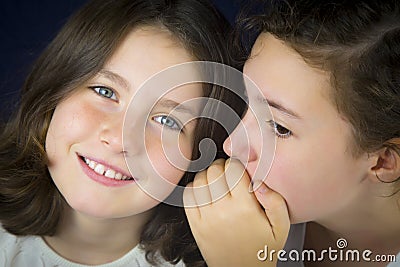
206;159;230;203
183;182;201;223
192;170;212;207
224;158;251;197
183;183;201;219
183;182;198;207
255;183;290;240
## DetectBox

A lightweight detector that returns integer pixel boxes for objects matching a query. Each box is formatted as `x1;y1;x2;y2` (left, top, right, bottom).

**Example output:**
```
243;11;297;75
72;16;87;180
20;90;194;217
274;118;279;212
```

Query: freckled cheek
47;101;102;150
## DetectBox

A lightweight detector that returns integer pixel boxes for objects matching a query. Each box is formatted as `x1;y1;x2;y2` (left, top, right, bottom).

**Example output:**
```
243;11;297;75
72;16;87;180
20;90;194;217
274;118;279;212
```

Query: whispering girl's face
45;27;203;219
224;33;376;224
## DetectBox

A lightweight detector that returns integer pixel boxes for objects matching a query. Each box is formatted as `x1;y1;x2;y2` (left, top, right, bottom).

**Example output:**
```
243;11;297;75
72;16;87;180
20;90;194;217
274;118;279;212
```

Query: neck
44;206;154;265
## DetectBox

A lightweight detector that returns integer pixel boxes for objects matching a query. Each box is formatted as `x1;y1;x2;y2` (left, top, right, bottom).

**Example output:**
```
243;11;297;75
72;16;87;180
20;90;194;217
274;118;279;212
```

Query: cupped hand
183;158;290;267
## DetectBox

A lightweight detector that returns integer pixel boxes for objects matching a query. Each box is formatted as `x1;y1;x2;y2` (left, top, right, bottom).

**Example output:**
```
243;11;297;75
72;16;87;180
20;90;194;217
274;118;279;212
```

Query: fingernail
248;180;254;192
255;182;268;194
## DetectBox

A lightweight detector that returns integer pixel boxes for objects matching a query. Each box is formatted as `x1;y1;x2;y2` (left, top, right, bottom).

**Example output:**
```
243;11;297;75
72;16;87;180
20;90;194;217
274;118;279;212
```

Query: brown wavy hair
237;0;400;191
0;0;245;266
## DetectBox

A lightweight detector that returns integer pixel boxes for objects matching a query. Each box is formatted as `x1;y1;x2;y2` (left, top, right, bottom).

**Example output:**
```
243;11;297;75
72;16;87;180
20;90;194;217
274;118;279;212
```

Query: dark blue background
0;0;242;120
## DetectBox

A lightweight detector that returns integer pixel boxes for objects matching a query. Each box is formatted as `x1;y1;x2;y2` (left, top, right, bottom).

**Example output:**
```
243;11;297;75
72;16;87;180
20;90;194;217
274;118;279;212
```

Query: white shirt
0;226;185;267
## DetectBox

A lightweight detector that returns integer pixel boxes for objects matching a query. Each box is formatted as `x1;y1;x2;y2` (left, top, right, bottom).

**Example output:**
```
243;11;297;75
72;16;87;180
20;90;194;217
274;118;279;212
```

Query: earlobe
370;144;400;184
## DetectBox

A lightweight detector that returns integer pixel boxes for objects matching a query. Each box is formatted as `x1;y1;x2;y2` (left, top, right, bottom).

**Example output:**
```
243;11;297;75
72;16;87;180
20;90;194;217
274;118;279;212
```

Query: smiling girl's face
45;26;203;219
224;33;378;224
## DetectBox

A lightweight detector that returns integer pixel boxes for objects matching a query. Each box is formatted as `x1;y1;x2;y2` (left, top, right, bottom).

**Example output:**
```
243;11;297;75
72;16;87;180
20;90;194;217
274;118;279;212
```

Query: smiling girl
0;0;242;266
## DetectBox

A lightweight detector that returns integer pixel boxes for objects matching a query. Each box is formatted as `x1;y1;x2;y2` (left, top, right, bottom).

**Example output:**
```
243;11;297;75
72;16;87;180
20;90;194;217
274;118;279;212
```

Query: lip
77;154;136;187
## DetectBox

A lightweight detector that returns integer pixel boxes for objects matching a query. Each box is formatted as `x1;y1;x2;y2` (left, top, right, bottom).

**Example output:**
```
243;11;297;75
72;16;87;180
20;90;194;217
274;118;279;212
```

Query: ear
370;141;400;183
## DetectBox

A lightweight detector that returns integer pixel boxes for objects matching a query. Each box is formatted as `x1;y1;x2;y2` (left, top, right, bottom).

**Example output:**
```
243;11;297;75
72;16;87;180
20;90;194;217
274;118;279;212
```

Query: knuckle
193;170;207;187
207;162;224;181
212;158;226;166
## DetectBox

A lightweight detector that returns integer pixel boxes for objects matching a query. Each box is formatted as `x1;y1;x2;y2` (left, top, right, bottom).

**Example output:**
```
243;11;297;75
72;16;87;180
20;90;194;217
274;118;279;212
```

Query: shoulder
0;226;69;267
0;226;187;267
93;245;187;267
0;225;44;267
0;226;21;258
284;223;307;251
277;223;306;267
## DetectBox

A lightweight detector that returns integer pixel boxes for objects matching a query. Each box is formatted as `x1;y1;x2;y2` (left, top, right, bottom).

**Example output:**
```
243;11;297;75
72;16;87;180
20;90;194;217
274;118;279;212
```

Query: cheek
145;123;195;182
265;141;357;223
145;134;189;186
46;99;100;158
149;148;186;184
141;139;186;203
266;149;312;207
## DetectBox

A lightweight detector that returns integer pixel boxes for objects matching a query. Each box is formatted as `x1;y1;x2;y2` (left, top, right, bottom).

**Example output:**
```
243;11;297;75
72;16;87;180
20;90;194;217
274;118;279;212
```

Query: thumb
255;183;290;241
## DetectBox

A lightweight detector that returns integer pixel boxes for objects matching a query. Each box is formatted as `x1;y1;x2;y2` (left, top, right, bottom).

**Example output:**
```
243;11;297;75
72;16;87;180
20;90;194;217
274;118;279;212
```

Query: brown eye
267;120;292;139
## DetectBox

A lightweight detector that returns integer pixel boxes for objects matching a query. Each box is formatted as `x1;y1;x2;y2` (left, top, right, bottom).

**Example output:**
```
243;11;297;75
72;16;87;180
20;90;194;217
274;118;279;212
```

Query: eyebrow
98;69;130;91
258;95;301;119
157;99;198;116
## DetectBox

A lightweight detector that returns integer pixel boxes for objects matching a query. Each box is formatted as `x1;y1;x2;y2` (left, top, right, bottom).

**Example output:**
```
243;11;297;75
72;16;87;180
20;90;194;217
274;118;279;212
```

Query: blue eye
91;86;118;101
267;120;292;139
153;115;181;130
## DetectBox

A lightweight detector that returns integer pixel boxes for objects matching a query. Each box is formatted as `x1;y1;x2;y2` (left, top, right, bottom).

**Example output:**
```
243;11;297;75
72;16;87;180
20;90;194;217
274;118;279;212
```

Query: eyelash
152;115;182;131
266;120;292;139
90;86;118;101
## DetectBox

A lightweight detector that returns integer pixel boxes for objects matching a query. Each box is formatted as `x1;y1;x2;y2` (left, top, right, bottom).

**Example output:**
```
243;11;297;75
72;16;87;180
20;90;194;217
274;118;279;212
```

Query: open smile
77;154;136;187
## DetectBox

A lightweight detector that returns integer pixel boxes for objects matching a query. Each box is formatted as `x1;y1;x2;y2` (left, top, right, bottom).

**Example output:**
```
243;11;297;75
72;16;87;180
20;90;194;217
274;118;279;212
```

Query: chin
67;195;157;219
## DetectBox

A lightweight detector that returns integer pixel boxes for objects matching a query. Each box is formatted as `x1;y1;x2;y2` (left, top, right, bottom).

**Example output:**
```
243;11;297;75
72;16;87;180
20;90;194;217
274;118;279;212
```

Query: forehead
103;26;203;101
105;26;198;90
244;33;333;110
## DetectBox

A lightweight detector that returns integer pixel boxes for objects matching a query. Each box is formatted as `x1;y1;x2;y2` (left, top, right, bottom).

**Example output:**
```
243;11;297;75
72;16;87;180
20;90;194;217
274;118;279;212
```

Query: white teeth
83;157;131;181
115;172;123;180
94;164;105;175
89;161;96;169
104;169;115;178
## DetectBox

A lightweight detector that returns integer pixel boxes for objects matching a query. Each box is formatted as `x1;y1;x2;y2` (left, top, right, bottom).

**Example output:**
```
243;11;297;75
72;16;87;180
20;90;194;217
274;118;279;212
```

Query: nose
99;112;125;154
223;110;260;165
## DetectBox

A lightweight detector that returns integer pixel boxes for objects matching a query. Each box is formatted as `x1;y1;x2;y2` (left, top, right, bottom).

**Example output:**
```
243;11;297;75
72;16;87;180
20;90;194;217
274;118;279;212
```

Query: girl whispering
184;0;400;266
